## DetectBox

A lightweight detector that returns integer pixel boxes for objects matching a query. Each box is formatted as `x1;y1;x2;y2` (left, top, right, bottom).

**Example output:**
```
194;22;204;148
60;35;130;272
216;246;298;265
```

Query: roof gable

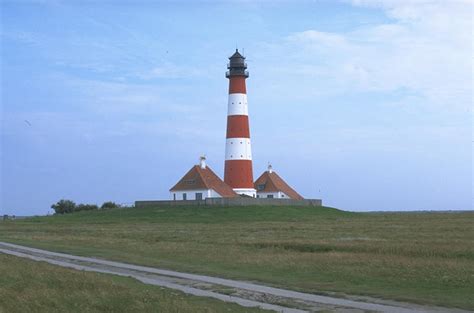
254;171;304;200
170;165;237;198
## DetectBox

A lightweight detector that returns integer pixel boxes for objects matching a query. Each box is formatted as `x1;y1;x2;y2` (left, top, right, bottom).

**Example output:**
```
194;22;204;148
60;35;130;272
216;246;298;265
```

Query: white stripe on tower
225;138;252;160
227;93;248;116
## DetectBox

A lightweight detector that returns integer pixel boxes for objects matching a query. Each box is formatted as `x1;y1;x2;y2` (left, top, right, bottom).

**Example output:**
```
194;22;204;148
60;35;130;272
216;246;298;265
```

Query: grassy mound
1;205;473;310
25;205;349;224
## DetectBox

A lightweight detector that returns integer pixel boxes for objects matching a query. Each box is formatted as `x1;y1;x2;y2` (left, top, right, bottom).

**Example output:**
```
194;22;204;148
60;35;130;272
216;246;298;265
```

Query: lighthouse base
233;188;257;198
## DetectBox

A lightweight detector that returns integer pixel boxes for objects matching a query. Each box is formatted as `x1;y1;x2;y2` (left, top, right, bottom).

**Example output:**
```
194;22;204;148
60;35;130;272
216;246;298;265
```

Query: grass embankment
1;206;473;310
0;253;268;313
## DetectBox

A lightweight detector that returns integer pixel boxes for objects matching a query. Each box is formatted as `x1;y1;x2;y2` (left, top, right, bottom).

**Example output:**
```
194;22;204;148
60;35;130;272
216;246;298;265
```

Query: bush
51;200;100;214
101;201;119;209
76;204;99;212
51;199;76;215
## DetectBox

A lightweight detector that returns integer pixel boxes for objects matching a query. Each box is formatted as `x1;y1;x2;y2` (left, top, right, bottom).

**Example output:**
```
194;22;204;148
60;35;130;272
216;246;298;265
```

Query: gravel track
0;241;470;313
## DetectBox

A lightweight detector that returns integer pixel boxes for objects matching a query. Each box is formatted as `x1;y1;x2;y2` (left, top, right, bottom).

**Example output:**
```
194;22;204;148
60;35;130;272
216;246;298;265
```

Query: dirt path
0;242;470;313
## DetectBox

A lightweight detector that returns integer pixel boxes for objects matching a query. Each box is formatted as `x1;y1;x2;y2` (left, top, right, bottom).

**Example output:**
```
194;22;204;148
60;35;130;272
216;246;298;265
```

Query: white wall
208;189;221;198
256;191;288;199
170;189;221;200
233;188;257;198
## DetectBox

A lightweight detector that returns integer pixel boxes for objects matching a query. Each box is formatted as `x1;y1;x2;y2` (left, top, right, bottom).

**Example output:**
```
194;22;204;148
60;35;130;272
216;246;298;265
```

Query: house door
195;193;203;200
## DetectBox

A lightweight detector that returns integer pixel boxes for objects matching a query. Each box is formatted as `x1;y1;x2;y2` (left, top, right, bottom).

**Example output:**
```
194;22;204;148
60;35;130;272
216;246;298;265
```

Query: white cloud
253;0;472;111
289;30;348;48
54;77;224;141
137;63;202;80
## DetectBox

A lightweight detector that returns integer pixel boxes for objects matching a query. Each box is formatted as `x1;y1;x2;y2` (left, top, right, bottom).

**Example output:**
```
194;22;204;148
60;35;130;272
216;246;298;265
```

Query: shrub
101;201;119;210
51;199;76;215
76;204;99;212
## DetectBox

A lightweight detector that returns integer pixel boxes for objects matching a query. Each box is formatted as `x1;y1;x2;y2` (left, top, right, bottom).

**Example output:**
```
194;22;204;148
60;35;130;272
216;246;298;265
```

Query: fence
135;198;322;208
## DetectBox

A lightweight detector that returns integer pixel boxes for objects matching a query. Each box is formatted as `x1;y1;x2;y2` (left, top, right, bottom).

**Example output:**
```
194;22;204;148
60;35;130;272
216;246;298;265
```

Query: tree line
51;200;120;214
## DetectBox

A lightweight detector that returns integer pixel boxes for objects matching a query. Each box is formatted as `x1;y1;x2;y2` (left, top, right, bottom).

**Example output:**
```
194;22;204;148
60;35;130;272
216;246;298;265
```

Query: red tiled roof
254;171;304;200
170;165;237;198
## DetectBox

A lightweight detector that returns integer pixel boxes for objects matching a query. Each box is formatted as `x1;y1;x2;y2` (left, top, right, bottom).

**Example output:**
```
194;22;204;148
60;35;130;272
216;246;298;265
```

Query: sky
1;0;472;215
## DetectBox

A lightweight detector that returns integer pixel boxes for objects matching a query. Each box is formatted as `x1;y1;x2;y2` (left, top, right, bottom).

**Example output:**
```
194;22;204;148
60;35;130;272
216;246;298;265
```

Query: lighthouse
167;49;307;202
224;49;256;197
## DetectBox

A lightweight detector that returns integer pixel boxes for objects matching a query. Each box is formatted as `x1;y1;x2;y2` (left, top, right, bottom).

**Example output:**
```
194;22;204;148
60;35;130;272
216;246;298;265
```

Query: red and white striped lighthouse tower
224;49;256;197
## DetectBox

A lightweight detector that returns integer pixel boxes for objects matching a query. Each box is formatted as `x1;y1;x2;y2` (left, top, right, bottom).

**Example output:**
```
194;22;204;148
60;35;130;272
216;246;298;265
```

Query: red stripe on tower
224;49;256;197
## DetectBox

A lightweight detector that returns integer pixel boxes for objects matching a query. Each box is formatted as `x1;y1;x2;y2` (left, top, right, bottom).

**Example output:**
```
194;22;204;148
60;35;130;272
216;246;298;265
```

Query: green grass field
1;206;473;310
0;253;268;313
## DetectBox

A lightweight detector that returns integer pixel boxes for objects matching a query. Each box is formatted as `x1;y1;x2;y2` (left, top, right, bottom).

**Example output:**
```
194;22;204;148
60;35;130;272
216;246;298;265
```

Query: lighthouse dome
229;49;245;61
227;49;248;78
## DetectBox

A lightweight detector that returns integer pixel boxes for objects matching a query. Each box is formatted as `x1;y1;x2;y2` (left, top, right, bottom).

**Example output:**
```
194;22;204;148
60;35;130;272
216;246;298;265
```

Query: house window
173;193;176;201
184;179;195;185
267;195;274;198
257;184;265;191
257;195;260;198
195;193;203;200
182;193;187;200
281;194;285;198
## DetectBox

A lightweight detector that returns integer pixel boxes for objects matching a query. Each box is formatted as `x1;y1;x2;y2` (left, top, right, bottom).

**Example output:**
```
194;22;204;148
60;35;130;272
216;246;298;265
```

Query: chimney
268;163;273;173
199;156;207;169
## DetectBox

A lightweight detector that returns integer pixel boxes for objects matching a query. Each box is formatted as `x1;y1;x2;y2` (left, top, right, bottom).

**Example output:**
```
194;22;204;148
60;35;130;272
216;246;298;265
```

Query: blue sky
1;0;472;215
